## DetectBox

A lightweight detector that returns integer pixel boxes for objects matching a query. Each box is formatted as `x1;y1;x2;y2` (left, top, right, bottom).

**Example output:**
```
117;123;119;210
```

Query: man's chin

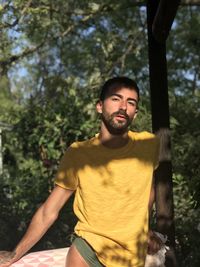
108;125;128;135
102;115;130;135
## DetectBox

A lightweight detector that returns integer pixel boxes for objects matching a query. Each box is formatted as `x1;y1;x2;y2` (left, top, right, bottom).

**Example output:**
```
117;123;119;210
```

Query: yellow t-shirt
55;131;159;267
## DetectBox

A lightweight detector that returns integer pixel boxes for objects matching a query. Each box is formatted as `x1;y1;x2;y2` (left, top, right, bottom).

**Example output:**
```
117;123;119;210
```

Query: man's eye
128;101;136;106
112;97;120;101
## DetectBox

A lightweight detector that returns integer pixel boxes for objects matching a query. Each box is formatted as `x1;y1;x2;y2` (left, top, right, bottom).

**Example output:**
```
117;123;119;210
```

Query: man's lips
115;114;127;120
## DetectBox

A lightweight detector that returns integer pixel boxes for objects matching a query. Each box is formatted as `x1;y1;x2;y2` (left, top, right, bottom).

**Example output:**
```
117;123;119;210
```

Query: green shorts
71;234;104;267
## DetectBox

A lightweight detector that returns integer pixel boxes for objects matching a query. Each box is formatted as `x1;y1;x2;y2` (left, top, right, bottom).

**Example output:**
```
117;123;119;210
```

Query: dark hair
99;77;140;101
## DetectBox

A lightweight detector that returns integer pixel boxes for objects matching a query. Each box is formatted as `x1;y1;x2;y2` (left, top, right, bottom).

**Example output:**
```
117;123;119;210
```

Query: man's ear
96;100;103;114
133;109;138;119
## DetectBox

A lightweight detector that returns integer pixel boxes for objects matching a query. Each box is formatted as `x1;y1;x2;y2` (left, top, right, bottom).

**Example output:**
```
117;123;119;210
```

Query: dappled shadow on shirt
96;217;149;267
55;133;159;266
55;133;159;189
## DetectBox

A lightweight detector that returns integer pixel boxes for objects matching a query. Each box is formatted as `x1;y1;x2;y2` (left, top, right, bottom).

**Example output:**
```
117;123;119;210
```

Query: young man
0;77;161;267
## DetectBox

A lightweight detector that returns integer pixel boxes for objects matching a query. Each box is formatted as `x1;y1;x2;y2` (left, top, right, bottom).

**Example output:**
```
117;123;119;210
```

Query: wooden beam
146;1;178;266
131;0;200;6
152;0;180;43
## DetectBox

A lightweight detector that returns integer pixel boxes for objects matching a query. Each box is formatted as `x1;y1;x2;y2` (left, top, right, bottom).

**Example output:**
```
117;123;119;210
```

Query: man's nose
119;100;127;111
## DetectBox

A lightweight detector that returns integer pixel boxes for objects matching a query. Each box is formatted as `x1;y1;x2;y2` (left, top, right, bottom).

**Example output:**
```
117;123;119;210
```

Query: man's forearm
0;186;74;267
12;204;58;262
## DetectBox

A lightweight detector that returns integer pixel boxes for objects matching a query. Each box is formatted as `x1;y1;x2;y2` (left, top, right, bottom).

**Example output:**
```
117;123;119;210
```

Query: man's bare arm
0;186;74;267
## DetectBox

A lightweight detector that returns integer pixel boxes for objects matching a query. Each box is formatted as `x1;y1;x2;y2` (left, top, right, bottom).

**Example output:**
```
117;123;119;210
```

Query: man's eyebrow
110;93;138;103
110;93;123;98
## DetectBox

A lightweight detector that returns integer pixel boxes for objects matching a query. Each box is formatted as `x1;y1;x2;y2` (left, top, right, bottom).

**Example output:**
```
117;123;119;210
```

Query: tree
0;1;200;266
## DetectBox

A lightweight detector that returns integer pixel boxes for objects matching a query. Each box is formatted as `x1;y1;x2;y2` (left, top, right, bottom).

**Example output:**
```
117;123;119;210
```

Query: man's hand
0;251;17;267
147;230;163;255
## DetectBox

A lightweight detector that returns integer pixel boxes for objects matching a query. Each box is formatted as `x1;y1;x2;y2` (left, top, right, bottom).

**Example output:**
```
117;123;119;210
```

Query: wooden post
146;1;178;266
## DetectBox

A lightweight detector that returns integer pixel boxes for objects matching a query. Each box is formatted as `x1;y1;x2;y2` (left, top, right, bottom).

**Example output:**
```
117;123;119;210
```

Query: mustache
112;110;129;120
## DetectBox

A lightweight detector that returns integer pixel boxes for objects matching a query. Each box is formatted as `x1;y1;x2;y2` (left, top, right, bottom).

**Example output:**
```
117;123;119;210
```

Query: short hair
99;77;140;101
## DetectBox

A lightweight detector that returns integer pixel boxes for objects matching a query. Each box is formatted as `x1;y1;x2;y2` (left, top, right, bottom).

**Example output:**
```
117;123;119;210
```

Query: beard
101;109;132;135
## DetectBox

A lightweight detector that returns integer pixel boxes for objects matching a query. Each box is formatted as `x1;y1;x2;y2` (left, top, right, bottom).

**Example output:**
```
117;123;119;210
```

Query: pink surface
11;247;69;267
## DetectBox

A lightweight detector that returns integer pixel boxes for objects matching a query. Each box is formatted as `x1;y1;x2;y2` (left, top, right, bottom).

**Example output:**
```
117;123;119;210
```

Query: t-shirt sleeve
54;146;78;190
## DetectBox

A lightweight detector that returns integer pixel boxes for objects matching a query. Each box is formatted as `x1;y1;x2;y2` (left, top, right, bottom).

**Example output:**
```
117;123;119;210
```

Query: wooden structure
147;1;180;266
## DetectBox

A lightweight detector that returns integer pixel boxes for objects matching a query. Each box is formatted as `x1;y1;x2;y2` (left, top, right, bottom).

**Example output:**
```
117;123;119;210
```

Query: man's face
96;87;138;134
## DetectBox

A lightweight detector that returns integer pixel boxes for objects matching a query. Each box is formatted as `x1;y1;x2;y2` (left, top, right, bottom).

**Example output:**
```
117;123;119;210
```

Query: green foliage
0;76;99;250
167;7;200;266
173;174;200;267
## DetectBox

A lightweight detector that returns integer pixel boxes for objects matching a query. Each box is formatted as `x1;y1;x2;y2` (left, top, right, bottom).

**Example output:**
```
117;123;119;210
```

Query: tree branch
0;41;45;75
107;34;140;76
0;5;103;72
18;0;33;24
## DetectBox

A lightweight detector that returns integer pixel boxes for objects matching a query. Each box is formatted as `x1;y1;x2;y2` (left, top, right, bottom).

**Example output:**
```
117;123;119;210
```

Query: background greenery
0;1;200;266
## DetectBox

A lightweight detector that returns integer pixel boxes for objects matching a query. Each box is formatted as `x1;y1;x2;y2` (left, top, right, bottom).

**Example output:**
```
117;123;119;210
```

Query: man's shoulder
68;136;96;152
129;131;159;151
129;130;157;141
61;137;95;162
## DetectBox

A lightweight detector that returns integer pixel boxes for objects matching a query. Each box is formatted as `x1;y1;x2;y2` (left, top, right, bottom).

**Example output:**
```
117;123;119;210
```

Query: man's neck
98;124;129;149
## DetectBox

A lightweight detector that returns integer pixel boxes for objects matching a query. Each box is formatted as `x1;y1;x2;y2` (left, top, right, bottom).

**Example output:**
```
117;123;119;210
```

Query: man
0;77;161;267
